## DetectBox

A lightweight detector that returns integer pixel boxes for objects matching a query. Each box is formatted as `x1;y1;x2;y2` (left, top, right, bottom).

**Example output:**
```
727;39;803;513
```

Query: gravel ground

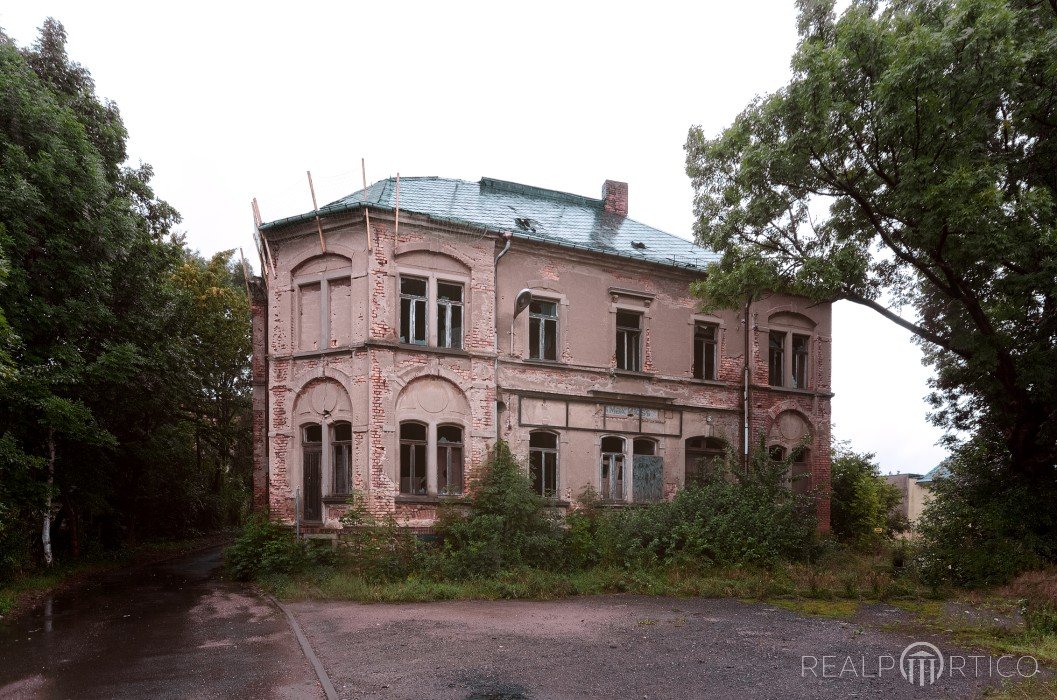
289;595;1015;699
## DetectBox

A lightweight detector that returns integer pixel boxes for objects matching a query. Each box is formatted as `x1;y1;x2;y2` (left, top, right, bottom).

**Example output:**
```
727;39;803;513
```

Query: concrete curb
266;594;339;700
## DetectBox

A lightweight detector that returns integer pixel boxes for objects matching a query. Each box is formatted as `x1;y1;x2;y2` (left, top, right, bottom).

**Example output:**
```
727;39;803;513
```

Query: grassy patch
983;677;1057;700
770;598;861;620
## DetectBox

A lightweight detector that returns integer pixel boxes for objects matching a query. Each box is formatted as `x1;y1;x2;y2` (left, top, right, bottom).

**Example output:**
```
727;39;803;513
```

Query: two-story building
250;176;832;531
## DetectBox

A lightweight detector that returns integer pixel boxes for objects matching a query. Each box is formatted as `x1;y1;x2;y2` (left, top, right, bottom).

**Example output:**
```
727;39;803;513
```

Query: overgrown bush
434;441;565;578
338;491;424;580
568;440;820;570
829;444;905;548
916;433;1057;587
225;516;335;581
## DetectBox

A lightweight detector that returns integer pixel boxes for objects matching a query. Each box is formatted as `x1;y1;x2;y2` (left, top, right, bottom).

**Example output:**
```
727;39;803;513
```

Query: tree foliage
685;0;1057;482
0;20;252;574
829;444;904;547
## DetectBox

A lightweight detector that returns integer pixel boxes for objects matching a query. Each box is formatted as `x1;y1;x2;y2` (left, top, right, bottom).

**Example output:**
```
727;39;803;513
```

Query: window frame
398;421;429;495
330;421;352;496
791;333;810;389
528;430;559;498
615;310;643;372
599;435;627;502
399;275;429;346
436;424;464;495
436;281;464;350
693;322;719;380
528;298;559;361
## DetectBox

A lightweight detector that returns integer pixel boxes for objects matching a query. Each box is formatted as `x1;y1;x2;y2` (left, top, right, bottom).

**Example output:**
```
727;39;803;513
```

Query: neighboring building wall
885;474;932;527
255;200;834;531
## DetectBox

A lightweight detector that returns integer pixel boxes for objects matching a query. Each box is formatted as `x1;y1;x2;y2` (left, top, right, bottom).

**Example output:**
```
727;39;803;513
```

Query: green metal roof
260;176;719;271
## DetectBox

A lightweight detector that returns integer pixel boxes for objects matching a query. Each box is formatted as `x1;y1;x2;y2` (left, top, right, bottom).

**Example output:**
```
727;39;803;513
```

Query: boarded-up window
298;283;322;351
633;455;664;503
328;278;353;348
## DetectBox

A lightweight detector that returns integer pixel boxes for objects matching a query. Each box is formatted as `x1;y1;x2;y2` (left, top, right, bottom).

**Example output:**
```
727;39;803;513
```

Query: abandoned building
249;176;833;531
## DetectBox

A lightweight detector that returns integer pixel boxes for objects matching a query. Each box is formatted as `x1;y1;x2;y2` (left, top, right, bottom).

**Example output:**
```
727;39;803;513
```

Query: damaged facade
250;177;832;531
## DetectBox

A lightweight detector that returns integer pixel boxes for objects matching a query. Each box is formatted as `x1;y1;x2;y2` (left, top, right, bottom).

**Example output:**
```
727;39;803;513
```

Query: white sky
1;1;948;474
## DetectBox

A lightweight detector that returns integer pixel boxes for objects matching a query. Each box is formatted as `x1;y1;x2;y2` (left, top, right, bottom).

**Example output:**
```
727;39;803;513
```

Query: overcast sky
1;1;948;474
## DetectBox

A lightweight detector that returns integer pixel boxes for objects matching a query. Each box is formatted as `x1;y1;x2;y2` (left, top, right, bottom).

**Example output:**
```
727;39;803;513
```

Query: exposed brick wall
602;180;628;217
259;210;833;533
250;279;269;513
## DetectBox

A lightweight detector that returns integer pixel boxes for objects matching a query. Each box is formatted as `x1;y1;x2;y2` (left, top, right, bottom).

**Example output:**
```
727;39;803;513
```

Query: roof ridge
479;177;601;208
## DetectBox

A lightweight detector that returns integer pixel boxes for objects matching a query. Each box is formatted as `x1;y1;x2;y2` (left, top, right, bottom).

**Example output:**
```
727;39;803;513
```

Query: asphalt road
289;596;1008;700
0;546;321;699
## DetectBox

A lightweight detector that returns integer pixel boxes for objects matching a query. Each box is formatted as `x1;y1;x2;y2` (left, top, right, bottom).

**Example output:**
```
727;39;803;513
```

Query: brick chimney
602;180;628;217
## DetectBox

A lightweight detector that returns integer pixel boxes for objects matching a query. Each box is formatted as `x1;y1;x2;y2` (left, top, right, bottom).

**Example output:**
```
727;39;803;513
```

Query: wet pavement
0;546;321;699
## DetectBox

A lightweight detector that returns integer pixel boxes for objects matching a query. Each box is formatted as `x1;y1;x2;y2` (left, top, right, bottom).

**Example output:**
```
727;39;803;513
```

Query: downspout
493;232;513;442
743;294;753;472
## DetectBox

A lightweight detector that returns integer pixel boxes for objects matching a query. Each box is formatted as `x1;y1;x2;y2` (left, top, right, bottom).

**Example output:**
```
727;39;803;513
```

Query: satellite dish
513;289;533;318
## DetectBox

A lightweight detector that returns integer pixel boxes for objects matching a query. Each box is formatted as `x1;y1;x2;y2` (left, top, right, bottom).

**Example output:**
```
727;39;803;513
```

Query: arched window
399;422;428;495
769;445;786;462
529;431;559;497
331;421;352;495
600;436;626;501
437;425;464;495
302;424;323;521
685;437;726;485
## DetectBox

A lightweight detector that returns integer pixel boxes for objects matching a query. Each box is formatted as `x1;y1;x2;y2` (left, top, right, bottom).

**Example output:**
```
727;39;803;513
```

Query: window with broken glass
436;425;464;495
399;422;428;494
399;277;428;345
331;421;352;495
436;282;463;349
768;331;786;387
528;299;558;361
529;431;559;497
615;310;642;371
693;322;718;380
600;435;626;501
792;334;810;389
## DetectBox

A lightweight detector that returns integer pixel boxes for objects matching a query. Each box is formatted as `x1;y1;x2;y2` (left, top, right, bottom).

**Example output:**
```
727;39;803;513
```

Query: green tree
0;20;252;569
829;444;904;547
685;0;1057;484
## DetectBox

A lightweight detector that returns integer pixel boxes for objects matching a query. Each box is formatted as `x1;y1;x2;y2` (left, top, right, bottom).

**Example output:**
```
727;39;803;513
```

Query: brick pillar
602;180;628;216
250;277;269;513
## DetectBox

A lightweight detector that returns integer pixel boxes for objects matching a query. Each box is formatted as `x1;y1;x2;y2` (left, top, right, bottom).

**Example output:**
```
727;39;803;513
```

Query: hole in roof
514;217;539;233
631;241;647;250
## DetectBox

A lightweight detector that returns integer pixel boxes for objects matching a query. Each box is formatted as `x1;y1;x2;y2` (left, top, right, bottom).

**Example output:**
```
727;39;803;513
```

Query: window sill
372;340;472;358
323;496;352;505
689;377;727;386
521;357;564;367
612;369;653;378
395;494;470;505
763;385;833;398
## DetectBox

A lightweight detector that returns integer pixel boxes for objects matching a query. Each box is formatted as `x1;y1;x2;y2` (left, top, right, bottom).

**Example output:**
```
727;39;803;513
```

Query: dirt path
289;595;1012;699
0;546;321;699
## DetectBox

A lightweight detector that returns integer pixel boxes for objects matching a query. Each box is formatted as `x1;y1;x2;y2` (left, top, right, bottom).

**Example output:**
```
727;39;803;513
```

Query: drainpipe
493;231;513;442
743;294;753;472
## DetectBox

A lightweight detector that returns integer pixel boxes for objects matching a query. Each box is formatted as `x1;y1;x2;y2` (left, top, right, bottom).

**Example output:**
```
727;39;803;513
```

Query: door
633;455;663;503
303;449;322;521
